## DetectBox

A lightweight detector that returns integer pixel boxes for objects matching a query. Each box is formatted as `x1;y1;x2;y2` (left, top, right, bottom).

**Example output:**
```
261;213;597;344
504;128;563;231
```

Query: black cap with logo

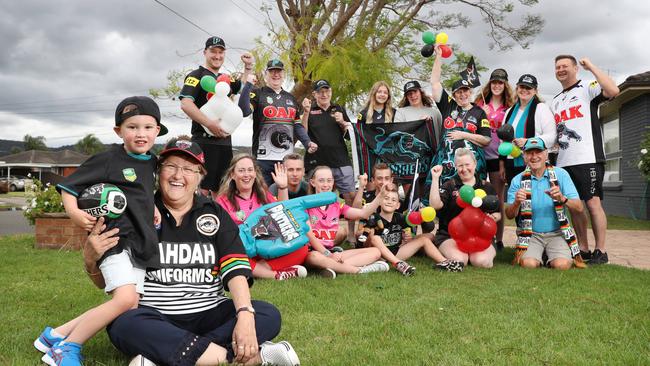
403;80;421;93
266;59;285;70
115;96;167;136
451;79;471;94
313;79;331;91
517;74;538;89
205;36;226;50
159;139;206;166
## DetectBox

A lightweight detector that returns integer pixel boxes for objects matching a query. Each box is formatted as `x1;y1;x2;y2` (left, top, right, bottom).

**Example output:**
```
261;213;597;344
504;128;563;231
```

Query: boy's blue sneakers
42;341;83;366
34;327;67;353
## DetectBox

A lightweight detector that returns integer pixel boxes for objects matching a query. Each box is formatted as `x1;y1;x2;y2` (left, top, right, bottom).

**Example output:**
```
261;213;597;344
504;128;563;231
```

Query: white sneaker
319;268;336;279
260;341;300;366
358;260;390;274
275;265;307;280
128;354;157;366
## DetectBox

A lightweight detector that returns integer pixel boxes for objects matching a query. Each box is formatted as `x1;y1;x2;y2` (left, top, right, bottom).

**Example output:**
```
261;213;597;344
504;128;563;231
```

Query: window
602;114;621;184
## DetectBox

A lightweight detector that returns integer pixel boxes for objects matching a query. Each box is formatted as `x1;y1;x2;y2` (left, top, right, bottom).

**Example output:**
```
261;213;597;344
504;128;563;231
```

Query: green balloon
422;31;435;45
459;184;476;204
498;142;514;156
200;75;216;93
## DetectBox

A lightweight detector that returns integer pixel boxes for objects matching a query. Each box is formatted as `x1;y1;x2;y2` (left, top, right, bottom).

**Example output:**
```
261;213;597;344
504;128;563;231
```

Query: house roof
619;71;650;90
0;149;89;166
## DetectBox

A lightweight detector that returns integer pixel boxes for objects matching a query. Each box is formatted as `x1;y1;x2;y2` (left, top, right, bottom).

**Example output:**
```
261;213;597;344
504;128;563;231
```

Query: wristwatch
561;197;569;205
236;306;256;316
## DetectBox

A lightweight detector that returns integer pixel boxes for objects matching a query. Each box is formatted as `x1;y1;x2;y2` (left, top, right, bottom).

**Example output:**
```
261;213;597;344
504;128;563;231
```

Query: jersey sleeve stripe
56;184;78;196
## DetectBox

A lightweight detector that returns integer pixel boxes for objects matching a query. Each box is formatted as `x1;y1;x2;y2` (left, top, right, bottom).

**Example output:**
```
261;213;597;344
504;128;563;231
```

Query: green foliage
636;129;650;180
149;68;192;100
23;179;65;225
2;238;650;365
75;134;105;156
23;134;47;151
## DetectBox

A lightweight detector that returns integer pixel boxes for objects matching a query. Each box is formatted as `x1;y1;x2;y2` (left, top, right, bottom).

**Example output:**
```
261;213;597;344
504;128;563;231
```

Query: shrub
23;179;65;225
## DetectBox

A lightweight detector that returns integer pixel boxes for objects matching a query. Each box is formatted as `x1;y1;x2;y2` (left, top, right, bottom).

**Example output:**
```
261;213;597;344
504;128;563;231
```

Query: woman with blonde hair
473;68;515;250
357;81;395;124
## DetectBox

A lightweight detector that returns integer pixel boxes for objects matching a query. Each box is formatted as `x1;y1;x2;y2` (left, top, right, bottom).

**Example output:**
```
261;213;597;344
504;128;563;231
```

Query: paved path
0;211;32;235
502;226;650;270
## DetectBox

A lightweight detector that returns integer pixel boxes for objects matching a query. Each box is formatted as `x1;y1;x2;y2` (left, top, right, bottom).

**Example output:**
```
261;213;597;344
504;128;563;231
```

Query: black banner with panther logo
353;120;436;183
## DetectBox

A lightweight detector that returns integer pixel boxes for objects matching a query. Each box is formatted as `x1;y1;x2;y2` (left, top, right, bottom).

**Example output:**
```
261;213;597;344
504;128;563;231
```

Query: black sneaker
590;249;609;265
435;259;464;272
580;250;592;261
494;241;504;252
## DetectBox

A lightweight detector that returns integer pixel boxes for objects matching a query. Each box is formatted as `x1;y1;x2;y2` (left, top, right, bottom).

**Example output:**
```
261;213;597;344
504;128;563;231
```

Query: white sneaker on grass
128;355;157;366
260;341;300;366
319;268;336;279
358;260;390;274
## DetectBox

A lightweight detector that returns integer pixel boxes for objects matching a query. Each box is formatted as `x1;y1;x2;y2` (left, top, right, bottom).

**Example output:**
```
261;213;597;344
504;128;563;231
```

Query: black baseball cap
205;36;226;50
403;80;421;93
489;68;508;82
115;96;167;136
451;79;471;93
313;79;331;91
266;59;284;70
517;74;538;89
159;139;206;167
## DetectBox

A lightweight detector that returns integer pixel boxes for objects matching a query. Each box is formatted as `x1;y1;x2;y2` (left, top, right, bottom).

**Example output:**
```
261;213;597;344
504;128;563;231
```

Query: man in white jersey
551;55;619;264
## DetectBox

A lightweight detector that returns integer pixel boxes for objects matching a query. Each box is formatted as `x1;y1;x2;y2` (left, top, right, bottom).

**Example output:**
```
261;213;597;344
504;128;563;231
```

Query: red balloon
206;92;214;100
448;216;470;241
456;195;470;209
477;216;497;240
440;44;452;58
216;74;231;85
457;236;491;253
408;211;423;225
460;207;483;231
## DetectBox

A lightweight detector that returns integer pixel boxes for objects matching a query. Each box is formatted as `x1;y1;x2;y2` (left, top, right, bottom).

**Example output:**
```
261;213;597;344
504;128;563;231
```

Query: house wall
603;93;650;220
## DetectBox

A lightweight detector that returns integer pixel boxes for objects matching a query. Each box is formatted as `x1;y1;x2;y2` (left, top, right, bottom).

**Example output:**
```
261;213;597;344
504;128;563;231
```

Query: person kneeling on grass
505;137;586;270
303;165;391;278
367;184;465;275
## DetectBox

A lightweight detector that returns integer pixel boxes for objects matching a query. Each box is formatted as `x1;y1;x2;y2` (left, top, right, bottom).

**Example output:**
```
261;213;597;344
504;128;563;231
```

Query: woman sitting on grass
428;148;501;268
303;165;391;278
215;153;308;281
367;183;465;275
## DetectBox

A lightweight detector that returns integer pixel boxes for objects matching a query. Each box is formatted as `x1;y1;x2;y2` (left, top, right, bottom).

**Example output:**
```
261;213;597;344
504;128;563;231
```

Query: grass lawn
0;192;27;198
2;234;649;365
503;215;650;231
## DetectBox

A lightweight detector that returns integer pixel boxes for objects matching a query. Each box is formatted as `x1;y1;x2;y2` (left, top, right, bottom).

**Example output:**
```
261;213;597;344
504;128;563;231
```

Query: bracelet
561;197;569;205
322;249;332;257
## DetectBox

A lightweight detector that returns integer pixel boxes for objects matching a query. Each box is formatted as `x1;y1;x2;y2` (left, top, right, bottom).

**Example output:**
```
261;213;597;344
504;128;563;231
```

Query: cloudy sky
1;0;648;148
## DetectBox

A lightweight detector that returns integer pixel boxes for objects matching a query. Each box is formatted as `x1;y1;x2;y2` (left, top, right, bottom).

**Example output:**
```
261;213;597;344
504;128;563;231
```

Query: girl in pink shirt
216;154;309;281
303;166;391;277
474;69;514;250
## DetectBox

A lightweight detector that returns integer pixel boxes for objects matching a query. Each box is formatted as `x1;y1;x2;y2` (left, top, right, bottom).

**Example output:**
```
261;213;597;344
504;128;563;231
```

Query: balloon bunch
404;206;437;227
420;31;452;58
496;124;522;158
199;74;244;135
448;184;499;253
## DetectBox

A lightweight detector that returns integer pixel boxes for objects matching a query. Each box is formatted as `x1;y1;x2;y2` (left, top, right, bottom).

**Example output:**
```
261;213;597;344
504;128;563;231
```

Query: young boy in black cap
34;96;166;366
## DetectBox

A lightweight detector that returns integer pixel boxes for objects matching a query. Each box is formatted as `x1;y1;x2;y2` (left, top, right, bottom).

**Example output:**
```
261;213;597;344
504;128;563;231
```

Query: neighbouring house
599;71;650;220
0;149;89;186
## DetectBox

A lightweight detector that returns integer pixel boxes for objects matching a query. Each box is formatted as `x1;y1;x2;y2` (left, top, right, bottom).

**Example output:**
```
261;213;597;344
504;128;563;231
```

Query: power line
227;0;266;27
0;92;151;108
152;0;212;36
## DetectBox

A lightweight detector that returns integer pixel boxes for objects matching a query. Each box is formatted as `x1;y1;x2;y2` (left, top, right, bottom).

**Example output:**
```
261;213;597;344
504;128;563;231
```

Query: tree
23;135;47;151
10;146;22;154
75;134;105;155
256;0;543;104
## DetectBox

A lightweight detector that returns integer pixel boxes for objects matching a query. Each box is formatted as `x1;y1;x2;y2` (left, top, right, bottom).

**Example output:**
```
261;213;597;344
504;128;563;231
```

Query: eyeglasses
316;178;334;184
161;163;201;175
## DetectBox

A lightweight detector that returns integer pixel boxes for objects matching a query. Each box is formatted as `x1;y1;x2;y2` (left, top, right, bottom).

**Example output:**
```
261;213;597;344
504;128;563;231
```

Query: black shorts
434;230;451;247
193;141;233;191
486;159;500;173
504;160;525;186
563;163;604;200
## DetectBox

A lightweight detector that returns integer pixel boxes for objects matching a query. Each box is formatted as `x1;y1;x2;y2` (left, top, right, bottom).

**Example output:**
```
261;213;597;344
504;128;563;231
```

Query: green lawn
2;235;649;365
503;215;650;231
0;191;27;198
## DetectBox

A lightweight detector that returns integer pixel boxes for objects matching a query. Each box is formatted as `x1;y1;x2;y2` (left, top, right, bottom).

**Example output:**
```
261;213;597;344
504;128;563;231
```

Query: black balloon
497;124;514;142
366;213;379;228
481;195;500;213
420;44;434;58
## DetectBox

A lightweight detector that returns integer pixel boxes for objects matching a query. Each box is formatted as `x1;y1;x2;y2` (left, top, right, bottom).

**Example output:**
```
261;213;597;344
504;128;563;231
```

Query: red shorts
248;245;309;271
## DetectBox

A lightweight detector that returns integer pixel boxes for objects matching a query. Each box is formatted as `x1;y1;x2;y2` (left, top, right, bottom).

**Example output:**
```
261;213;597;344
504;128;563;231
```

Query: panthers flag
353;120;436;183
459;56;480;87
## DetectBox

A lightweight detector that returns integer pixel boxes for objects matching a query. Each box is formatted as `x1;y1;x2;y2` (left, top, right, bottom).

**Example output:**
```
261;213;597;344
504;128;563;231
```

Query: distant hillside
0;139;251;158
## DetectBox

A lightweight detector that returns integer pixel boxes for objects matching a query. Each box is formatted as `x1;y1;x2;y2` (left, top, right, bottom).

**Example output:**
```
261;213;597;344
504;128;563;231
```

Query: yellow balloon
475;188;487;199
421;206;437;222
510;145;522;158
436;32;449;45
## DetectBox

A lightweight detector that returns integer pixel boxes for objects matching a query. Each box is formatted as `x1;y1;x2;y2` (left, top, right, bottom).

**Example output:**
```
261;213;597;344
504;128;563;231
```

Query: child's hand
331;252;343;263
358;174;368;189
153;206;162;228
68;208;97;232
